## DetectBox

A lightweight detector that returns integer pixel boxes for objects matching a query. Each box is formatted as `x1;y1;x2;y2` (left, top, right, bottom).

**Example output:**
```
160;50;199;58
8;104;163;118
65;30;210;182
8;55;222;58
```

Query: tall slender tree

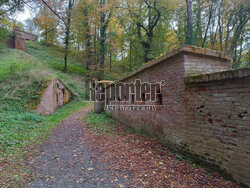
64;0;75;72
185;0;193;45
83;2;91;71
99;0;112;80
126;0;161;63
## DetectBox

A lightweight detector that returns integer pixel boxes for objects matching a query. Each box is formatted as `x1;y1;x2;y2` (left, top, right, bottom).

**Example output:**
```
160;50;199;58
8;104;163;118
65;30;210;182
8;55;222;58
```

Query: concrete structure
13;27;37;51
94;80;114;113
106;45;250;186
36;78;72;115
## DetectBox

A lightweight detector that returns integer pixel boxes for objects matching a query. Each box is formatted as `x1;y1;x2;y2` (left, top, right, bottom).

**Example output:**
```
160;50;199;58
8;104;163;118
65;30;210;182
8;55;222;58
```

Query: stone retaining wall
36;78;72;115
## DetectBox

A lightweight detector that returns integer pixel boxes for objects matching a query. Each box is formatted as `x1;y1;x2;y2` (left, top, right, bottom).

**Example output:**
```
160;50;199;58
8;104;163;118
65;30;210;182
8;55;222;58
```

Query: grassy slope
25;42;88;99
0;42;88;186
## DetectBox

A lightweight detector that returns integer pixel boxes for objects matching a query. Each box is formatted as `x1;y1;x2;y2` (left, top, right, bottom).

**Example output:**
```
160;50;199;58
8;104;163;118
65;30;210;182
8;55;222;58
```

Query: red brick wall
13;27;37;51
14;37;25;51
106;46;250;186
183;52;229;76
183;75;250;186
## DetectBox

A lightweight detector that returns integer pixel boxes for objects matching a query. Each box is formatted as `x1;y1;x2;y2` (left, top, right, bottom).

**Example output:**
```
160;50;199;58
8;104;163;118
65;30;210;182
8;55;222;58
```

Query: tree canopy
0;0;249;79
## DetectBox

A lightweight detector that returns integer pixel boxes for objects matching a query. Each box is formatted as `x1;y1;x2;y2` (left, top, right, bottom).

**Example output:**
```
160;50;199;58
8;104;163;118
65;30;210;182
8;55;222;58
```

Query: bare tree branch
151;2;161;29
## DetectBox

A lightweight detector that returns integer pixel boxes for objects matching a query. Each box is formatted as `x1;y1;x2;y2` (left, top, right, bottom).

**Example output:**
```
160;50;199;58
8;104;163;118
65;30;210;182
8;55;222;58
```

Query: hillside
0;42;89;185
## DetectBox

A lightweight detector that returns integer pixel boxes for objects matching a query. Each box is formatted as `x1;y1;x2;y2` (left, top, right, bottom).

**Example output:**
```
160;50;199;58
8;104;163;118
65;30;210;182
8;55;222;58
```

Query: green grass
0;41;88;103
85;111;154;137
85;112;120;135
0;45;49;81
25;42;88;100
0;42;88;158
0;101;89;187
26;42;87;75
0;43;56;110
0;101;88;159
0;41;90;186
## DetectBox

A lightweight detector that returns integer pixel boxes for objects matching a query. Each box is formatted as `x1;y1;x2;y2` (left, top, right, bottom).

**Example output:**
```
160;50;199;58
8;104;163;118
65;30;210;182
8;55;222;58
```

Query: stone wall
36;78;72;115
105;45;250;186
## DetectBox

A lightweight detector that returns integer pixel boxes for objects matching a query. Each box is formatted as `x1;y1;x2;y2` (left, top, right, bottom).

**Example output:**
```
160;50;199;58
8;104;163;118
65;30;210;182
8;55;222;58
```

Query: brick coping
185;67;250;84
108;45;230;87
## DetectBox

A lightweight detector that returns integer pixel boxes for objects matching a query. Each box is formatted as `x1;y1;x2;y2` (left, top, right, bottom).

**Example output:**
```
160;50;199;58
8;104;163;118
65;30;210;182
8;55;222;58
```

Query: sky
16;6;31;23
15;4;36;25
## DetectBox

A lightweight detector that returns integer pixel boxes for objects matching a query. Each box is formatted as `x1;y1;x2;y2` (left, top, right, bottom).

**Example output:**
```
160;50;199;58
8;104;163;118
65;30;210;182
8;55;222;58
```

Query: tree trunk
99;11;106;80
218;14;223;51
45;26;48;46
98;0;111;80
142;34;152;63
109;35;112;72
64;24;70;72
229;15;248;55
84;4;91;71
186;0;193;45
129;42;132;71
194;0;202;46
64;0;74;73
224;13;234;52
94;26;98;71
202;0;214;47
218;0;224;51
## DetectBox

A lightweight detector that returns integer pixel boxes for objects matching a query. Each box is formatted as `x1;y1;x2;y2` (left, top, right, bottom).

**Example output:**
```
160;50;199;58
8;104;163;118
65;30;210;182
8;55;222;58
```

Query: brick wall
183;70;250;186
13;27;37;51
105;45;250;186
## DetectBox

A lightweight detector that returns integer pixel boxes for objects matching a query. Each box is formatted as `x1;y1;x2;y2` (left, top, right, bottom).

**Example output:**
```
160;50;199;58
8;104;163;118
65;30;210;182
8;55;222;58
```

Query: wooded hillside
1;0;249;80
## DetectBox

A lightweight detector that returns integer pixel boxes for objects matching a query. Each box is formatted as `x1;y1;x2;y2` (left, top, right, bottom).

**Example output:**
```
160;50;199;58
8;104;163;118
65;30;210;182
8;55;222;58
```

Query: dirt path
27;105;238;188
27;105;128;188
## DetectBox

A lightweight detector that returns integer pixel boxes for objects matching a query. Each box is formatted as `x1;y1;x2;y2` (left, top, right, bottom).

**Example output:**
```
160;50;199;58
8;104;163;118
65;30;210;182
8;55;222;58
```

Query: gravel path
26;105;238;188
27;105;128;188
